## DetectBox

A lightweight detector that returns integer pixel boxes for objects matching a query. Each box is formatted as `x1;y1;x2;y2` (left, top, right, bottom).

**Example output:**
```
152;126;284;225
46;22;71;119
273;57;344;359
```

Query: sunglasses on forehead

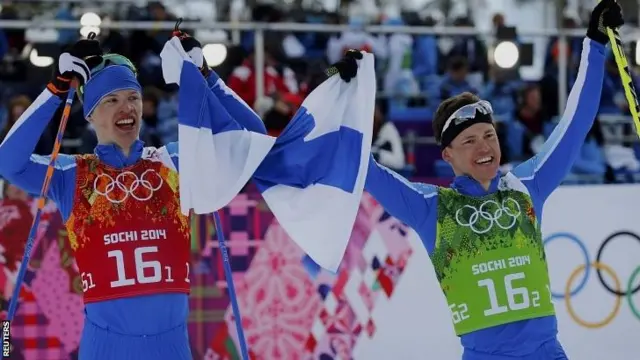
441;100;494;136
77;54;138;99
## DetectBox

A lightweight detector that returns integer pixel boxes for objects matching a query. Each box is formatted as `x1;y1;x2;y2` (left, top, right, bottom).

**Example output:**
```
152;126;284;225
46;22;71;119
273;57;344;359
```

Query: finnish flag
254;53;376;272
161;37;277;215
167;31;376;272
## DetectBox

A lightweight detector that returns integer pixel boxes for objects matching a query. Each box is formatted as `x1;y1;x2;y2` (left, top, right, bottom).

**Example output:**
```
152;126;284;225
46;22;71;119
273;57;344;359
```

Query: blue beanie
83;65;142;118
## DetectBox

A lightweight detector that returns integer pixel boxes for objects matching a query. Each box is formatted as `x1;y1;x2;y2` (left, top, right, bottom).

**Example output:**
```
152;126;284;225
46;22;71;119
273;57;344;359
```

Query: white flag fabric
254;53;376;272
161;37;276;215
168;34;377;272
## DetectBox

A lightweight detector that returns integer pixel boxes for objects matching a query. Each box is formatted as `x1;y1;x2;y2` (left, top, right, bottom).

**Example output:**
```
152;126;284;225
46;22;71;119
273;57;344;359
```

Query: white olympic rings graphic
455;198;521;234
93;169;163;203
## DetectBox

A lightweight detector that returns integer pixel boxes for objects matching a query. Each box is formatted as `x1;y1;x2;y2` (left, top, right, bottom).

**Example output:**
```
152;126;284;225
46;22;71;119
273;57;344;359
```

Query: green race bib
432;187;556;335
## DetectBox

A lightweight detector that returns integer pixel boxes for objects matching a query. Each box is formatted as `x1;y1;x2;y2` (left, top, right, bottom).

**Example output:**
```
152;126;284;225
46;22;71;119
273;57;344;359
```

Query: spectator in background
481;66;520;123
571;118;607;180
491;13;506;33
262;92;303;137
430;56;478;105
242;3;289;60
483;66;522;167
227;45;299;111
597;51;640;178
412;12;441;91
600;54;621;114
510;83;548;162
141;1;178;54
0;15;26;86
0;95;53;155
139;87;163;148
599;51;638;115
155;93;179;144
240;3;308;76
128;1;179;89
544;13;582;80
54;4;76;46
299;63;333;97
490;13;521;46
0;3;25;55
0;2;27;91
326;15;386;65
379;17;420;98
294;10;337;60
442;16;489;85
96;15;129;57
0;180;31;297
539;39;574;120
603;139;640;180
372;99;406;171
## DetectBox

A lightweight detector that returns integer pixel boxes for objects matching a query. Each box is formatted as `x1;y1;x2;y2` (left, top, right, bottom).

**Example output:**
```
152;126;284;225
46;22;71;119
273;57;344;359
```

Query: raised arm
512;37;604;203
0;39;105;219
512;2;622;204
365;155;436;233
0;89;76;216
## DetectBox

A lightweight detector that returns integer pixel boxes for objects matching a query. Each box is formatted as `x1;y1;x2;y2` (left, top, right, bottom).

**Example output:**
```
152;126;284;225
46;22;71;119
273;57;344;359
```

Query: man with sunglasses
0;33;361;358
360;1;623;359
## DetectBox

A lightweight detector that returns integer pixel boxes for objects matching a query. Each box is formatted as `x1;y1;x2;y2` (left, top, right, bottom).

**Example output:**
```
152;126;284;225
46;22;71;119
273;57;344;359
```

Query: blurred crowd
1;1;640;184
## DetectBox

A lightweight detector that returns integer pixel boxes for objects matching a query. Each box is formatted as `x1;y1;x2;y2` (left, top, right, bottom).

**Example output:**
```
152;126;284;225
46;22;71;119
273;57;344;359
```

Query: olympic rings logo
543;231;640;329
455;198;521;234
93;169;163;203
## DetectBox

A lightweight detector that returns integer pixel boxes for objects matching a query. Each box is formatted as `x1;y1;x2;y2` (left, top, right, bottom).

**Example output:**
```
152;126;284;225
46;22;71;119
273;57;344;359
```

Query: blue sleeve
365;155;437;234
205;71;267;134
0;89;76;220
511;38;605;204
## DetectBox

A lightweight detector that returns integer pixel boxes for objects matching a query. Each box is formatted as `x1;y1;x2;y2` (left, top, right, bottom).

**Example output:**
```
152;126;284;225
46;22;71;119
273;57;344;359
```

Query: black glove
325;49;363;83
47;33;103;98
587;0;624;45
173;19;210;77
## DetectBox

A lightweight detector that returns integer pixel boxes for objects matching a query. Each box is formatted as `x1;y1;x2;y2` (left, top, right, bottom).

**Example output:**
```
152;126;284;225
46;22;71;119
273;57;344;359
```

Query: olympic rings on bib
93;169;163;203
455;198;521;234
543;231;640;327
564;262;622;328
